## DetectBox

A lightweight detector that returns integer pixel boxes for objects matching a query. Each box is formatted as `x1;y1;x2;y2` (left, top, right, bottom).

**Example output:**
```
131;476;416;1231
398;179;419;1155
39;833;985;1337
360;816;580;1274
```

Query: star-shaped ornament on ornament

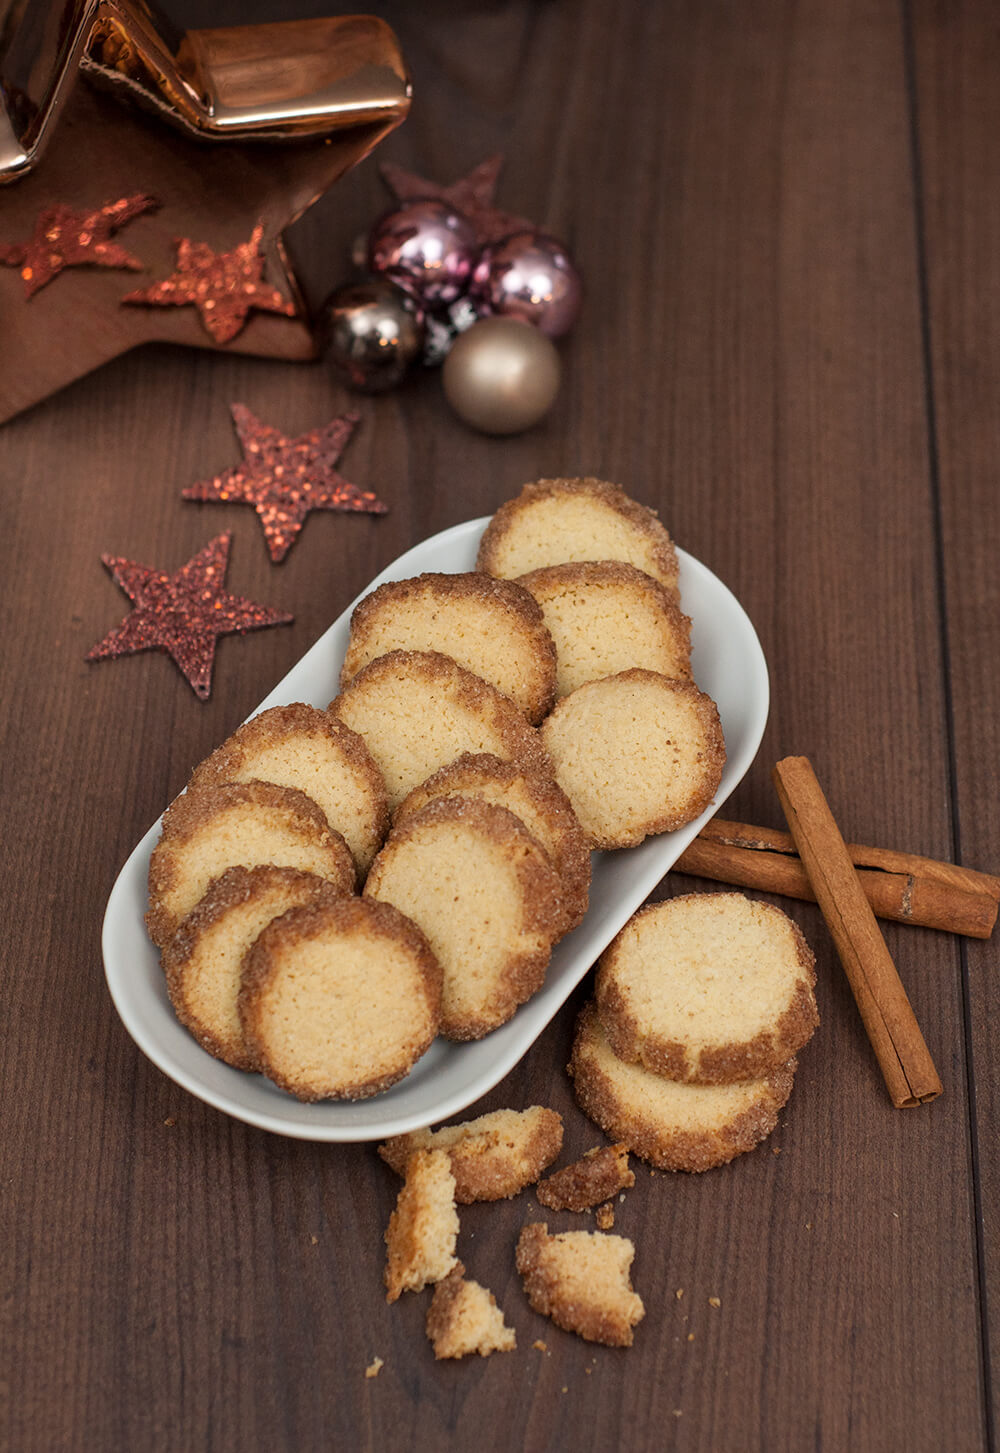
123;225;297;344
379;153;534;245
183;406;387;563
0;2;410;423
86;532;293;700
0;194;159;297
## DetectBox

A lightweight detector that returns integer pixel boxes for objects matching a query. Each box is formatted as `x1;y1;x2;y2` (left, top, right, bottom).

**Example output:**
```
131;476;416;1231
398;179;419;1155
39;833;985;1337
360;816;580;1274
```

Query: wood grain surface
1;1;996;1449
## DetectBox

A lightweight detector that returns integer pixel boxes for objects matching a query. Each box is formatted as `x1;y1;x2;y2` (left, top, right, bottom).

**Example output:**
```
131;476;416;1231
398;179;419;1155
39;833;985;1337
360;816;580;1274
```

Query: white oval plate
103;517;769;1140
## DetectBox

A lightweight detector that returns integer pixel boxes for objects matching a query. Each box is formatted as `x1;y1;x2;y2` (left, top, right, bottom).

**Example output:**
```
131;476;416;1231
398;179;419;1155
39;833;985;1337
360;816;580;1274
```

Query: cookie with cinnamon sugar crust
515;1222;645;1347
186;702;388;876
596;893;818;1084
384;1149;460;1303
379;1105;564;1202
476;477;680;599
330;649;549;813
569;1002;795;1172
426;1265;517;1359
395;752;590;933
341;571;557;724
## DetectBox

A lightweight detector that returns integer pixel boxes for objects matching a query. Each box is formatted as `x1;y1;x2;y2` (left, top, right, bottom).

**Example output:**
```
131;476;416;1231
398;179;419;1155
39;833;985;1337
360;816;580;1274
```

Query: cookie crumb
310;1235;318;1245
772;1146;781;1155
163;1117;176;1127
708;1296;721;1308
675;1288;684;1300
687;1332;695;1342
533;1339;548;1352
364;1357;384;1379
595;1202;614;1230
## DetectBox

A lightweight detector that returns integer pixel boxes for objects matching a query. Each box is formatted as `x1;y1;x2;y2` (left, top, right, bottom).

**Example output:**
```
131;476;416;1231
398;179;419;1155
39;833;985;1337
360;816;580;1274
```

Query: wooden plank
0;0;987;1448
910;0;1000;1430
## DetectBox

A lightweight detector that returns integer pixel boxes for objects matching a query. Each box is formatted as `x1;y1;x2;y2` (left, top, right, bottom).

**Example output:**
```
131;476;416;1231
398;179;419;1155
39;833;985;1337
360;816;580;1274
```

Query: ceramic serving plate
103;517;769;1141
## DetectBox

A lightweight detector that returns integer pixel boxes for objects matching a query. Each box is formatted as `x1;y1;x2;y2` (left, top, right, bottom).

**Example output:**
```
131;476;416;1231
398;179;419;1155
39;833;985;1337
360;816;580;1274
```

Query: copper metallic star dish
86;532;293;700
183;406;387;563
379;154;534;245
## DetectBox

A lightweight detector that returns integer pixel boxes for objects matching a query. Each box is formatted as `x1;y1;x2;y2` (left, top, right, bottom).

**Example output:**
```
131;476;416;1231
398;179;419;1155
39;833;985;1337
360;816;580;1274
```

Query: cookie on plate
596;893;818;1083
364;797;563;1040
379;1105;564;1203
476;477;680;599
239;895;441;1101
186;703;388;876
384;1149;459;1303
517;561;692;699
539;669;725;849
341;572;557;724
515;1222;645;1347
569;1002;795;1172
330;649;548;813
426;1264;517;1359
395;752;590;933
162;865;342;1070
146;780;356;949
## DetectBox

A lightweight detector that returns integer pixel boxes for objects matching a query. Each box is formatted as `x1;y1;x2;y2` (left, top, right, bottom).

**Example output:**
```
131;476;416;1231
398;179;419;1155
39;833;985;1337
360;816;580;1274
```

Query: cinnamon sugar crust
146;780;356;949
395;751;591;932
384;1149;459;1303
341;572;557;723
161;865;341;1070
186;702;388;875
426;1264;517;1358
596;894;818;1083
364;797;563;1039
569;1003;796;1172
379;1105;564;1203
515;1222;645;1347
330;649;549;812
536;1143;635;1212
239;895;442;1101
476;477;680;598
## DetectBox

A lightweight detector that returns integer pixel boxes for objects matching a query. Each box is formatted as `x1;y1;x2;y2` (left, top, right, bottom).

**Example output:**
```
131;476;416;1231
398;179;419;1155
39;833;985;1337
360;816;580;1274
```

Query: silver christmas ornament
323;278;425;393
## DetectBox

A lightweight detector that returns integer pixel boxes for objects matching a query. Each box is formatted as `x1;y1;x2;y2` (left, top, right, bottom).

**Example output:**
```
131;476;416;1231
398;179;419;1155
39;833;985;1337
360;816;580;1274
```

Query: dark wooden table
3;2;997;1448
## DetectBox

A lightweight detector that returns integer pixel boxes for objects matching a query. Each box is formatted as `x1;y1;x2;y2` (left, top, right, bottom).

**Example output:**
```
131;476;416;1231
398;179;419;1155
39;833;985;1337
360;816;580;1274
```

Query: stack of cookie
570;892;820;1170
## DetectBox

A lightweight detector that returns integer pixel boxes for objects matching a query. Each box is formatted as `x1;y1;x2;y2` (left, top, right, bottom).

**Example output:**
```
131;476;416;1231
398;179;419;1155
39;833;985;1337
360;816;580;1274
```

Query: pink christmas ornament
368;200;478;308
472;230;582;338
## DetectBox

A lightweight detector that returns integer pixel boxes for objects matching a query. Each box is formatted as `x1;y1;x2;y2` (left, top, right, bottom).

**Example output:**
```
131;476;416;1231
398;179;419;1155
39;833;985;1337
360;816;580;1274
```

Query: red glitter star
0;194;158;298
86;532;292;700
122;223;298;344
379;154;534;245
182;405;388;563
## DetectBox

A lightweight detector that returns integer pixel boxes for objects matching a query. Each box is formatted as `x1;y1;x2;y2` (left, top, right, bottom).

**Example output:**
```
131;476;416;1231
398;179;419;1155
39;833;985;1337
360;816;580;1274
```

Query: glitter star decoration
122;223;298;344
86;532;293;699
379;154;534;245
0;194;159;298
182;405;388;563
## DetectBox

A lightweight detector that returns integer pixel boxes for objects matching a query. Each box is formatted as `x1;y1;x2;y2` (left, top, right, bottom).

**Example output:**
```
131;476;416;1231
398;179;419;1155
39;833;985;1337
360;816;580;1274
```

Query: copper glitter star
0;194;158;298
86;532;293;699
182;405;388;563
121;223;298;344
379;154;534;245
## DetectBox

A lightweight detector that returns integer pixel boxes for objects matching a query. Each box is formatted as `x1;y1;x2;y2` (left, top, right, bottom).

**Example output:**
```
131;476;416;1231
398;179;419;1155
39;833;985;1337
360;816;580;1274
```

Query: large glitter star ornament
379;154;534;246
86;532;293;699
122;225;298;344
0;194;159;298
183;406;388;563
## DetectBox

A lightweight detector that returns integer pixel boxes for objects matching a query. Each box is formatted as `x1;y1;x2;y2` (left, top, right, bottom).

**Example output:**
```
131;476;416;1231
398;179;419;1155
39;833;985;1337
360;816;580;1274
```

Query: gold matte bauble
441;318;561;435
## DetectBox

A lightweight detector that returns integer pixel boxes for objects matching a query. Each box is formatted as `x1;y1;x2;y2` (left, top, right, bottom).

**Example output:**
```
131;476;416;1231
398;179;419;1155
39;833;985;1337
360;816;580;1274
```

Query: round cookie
330;649;548;813
341;572;557;724
395;752;590;932
364;796;563;1040
146;780;356;949
596;893;818;1083
539;669;725;849
569;1002;795;1172
476;477;680;598
186;703;388;875
239;895;442;1101
162;866;342;1070
516;561;692;698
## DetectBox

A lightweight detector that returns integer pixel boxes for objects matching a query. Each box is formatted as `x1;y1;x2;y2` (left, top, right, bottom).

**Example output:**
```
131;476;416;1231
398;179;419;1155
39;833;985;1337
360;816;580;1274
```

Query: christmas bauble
472;230;582;338
442;317;561;434
322;278;425;393
368;200;478;308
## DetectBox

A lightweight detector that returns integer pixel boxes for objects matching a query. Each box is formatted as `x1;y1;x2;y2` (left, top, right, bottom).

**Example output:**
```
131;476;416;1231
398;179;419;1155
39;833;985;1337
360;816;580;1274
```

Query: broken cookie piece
426;1264;517;1359
515;1222;644;1347
536;1143;634;1212
384;1149;459;1303
379;1106;563;1203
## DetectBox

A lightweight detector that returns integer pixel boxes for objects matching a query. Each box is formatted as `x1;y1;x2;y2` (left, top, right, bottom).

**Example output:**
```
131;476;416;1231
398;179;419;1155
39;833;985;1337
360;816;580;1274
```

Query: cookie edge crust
378;1105;564;1203
514;1221;644;1348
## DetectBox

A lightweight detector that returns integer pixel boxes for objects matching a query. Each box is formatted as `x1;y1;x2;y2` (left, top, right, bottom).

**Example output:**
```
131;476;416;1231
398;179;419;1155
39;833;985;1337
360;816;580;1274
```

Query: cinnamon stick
772;756;943;1108
676;825;998;938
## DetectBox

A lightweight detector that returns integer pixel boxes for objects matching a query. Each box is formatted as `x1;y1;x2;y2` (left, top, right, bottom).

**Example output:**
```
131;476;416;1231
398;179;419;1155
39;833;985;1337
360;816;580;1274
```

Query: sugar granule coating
426;1264;516;1359
379;1105;564;1203
384;1150;459;1303
515;1222;645;1347
596;893;818;1083
341;572;557;724
536;1143;635;1212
